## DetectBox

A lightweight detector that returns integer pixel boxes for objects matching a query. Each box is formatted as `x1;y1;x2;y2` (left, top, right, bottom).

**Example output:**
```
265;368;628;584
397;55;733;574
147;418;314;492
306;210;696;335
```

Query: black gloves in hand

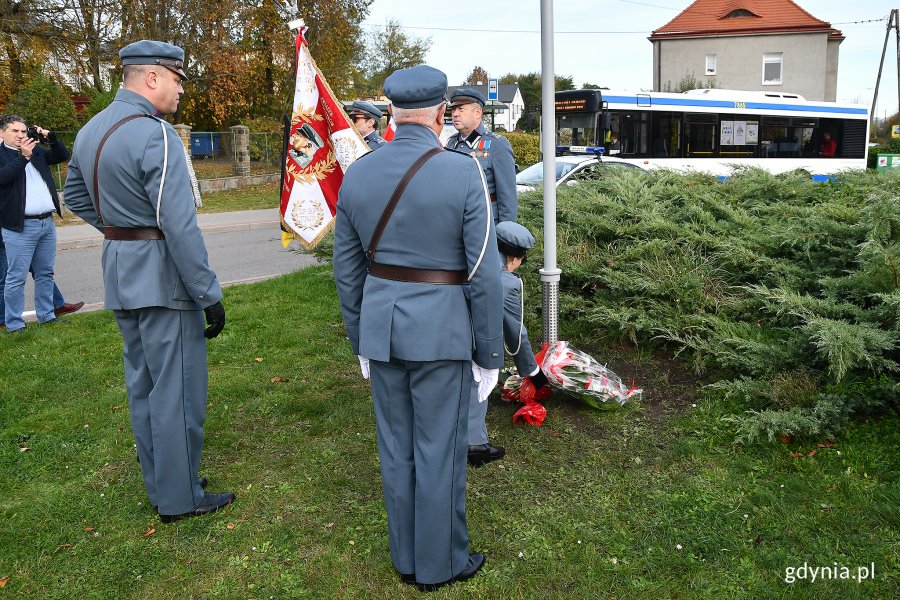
203;301;226;339
529;369;549;390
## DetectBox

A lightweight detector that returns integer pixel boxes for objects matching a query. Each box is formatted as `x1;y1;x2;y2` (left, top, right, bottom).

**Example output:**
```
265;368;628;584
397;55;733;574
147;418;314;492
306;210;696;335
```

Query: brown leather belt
490;193;497;202
104;226;165;240
368;261;467;285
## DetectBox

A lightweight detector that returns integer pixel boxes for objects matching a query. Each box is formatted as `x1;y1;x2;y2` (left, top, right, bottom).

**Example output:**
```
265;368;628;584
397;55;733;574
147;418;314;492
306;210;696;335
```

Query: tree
499;72;575;131
5;74;78;131
582;82;604;89
464;66;489;86
358;18;431;97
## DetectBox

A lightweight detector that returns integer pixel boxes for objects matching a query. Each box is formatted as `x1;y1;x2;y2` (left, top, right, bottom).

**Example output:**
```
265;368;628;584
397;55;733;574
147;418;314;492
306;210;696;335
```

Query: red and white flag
383;117;396;142
281;23;369;249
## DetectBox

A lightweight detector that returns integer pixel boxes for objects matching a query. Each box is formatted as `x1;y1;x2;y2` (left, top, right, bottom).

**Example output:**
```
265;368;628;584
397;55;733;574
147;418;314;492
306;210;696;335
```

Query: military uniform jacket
445;123;517;223
502;269;538;375
364;130;386;151
334;123;504;368
63;89;222;311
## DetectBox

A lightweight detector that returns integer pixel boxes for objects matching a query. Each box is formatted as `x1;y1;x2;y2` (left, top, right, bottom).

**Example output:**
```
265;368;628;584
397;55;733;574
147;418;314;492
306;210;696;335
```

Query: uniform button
199;295;205;300
491;352;499;357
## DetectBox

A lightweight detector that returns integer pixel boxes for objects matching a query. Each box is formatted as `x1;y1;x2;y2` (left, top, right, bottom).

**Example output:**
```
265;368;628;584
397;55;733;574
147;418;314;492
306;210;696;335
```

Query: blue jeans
0;243;67;325
3;220;57;331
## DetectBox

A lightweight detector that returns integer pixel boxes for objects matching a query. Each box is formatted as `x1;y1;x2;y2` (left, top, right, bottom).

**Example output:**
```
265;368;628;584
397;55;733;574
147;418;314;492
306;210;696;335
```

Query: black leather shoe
198;476;208;489
399;573;416;585
417;553;485;592
468;443;505;467
159;492;235;523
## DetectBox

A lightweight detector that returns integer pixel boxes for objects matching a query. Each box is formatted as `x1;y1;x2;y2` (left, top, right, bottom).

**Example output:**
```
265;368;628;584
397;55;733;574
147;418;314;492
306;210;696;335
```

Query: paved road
21;208;320;316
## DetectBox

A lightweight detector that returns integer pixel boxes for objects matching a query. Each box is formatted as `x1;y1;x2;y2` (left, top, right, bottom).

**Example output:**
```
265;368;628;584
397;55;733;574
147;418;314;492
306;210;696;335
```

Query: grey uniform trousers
369;357;472;585
467;383;489;445
115;307;207;515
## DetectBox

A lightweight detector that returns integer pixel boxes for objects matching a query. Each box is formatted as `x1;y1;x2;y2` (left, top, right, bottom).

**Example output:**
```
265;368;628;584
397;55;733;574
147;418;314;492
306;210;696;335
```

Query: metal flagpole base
540;268;562;344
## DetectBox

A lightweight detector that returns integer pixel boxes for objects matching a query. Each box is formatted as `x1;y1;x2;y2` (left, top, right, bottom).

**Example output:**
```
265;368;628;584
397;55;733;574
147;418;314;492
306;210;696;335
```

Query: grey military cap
448;87;486;108
348;100;383;121
384;65;448;109
119;40;188;80
496;221;536;252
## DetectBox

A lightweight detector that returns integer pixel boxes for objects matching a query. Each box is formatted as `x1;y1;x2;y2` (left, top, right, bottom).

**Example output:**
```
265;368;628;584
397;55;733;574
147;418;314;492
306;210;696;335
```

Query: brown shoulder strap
366;146;442;261
92;114;151;224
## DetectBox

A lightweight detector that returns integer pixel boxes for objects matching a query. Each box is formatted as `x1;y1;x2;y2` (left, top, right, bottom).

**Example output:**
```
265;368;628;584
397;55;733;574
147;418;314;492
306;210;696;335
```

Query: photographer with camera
0;114;70;333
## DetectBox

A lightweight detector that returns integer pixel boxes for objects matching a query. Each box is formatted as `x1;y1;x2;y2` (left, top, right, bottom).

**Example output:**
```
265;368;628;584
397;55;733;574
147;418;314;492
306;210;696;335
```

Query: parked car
516;155;644;193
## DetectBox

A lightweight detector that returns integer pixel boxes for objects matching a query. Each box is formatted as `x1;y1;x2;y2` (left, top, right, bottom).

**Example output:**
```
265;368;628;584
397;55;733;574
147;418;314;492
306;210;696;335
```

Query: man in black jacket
0;114;70;333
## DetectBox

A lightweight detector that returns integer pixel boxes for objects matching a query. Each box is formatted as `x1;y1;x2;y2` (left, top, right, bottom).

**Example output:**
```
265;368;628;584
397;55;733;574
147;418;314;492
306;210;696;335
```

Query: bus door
611;111;649;157
651;112;681;158
684;113;717;158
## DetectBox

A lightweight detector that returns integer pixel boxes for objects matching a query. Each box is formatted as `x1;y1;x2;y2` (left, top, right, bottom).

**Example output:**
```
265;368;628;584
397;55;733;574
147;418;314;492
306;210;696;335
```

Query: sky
361;0;900;119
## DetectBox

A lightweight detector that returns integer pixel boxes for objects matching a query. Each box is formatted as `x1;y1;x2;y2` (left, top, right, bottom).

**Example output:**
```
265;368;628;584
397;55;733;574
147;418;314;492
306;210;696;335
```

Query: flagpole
539;0;560;344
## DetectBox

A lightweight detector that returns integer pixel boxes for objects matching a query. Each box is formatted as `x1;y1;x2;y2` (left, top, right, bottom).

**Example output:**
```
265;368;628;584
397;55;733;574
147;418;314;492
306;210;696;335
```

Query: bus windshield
557;113;598;147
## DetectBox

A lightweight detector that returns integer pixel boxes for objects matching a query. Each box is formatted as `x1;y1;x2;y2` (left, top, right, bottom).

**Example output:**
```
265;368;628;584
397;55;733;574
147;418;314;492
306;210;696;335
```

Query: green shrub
514;166;900;442
5;74;78;131
499;131;540;170
81;86;119;122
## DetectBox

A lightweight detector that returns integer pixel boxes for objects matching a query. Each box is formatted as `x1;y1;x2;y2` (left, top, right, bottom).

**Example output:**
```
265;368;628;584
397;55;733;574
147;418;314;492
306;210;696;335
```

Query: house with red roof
649;0;843;101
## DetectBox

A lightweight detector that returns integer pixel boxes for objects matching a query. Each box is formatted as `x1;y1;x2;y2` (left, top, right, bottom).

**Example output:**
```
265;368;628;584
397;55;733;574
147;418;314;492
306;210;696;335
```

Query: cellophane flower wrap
541;341;642;409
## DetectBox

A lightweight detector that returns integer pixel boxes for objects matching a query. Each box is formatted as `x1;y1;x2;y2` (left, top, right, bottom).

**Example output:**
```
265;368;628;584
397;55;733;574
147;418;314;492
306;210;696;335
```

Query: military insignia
483;152;490;158
292;196;326;231
477;139;492;150
470;151;477;158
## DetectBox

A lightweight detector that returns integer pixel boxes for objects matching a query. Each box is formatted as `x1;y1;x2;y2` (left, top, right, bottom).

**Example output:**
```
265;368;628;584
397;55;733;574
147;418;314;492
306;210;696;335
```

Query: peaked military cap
348;100;383;121
296;123;324;149
448;87;486;108
496;221;535;252
120;40;188;80
384;65;448;109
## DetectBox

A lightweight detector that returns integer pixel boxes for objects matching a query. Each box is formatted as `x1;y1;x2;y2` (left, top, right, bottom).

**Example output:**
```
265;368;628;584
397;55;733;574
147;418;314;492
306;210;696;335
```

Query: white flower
518;551;524;559
676;544;683;550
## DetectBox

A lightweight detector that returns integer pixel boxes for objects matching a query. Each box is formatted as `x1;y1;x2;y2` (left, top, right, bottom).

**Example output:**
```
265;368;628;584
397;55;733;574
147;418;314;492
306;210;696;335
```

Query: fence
48;129;283;192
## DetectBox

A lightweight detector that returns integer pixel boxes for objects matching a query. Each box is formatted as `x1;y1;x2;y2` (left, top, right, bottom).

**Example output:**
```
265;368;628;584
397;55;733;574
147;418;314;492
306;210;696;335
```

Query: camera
26;126;47;143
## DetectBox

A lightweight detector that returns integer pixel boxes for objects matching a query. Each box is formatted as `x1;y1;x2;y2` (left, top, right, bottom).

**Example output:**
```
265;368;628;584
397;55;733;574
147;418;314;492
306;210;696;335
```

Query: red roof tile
651;0;843;39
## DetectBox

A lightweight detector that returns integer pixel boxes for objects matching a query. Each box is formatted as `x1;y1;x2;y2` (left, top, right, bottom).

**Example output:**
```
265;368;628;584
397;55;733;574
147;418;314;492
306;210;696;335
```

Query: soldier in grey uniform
468;222;551;465
333;65;503;592
63;40;234;522
348;100;386;150
445;88;517;224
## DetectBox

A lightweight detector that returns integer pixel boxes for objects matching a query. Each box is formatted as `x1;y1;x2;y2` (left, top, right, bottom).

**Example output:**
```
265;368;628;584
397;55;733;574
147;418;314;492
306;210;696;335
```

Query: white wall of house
652;31;838;101
488;88;525;132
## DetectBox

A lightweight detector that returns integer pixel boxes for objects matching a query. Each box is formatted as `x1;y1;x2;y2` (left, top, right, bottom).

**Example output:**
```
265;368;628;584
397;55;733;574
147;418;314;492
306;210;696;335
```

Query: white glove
357;355;370;380
471;362;499;403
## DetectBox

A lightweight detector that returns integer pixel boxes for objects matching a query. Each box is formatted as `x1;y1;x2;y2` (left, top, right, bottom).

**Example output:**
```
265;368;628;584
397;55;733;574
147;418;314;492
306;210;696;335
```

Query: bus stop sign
488;78;499;101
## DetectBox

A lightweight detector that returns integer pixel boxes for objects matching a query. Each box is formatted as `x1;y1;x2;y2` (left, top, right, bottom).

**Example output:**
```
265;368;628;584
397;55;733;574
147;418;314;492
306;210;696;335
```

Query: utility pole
872;9;900;135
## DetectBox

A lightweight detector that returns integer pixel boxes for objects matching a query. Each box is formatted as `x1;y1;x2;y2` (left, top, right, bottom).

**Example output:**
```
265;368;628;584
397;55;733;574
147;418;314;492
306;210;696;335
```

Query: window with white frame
705;54;717;76
763;52;783;85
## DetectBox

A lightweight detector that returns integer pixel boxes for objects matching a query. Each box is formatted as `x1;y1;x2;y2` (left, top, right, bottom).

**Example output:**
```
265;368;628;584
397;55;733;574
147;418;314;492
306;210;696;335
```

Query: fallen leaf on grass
324;522;334;530
84;527;94;532
0;576;9;588
53;544;75;553
227;523;235;530
348;540;355;545
254;357;264;363
18;447;28;452
817;442;835;448
143;525;156;537
777;434;792;444
790;453;804;459
271;376;288;383
807;449;817;457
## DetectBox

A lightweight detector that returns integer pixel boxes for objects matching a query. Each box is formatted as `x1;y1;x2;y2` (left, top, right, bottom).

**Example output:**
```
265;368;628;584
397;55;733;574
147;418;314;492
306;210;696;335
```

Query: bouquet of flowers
541;341;642;409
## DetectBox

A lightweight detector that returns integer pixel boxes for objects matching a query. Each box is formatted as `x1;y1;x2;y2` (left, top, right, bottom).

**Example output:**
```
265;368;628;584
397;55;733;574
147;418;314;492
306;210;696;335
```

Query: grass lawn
0;265;897;598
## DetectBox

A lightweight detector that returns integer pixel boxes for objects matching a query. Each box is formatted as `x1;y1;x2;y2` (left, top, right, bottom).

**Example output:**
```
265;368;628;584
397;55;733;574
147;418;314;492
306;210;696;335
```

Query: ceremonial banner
281;24;369;248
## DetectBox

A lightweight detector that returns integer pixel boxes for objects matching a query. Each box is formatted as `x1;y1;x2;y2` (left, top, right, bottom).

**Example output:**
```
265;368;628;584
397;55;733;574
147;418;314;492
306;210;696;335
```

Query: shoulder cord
504;275;525;356
467;154;492;281
155;119;168;229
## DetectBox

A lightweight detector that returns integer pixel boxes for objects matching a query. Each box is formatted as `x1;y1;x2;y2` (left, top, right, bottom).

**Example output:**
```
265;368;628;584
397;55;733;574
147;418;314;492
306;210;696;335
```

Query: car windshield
516;161;580;185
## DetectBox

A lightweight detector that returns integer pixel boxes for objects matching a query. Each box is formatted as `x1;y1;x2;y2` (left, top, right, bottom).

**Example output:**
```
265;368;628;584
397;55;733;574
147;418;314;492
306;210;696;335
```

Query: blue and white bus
555;88;870;175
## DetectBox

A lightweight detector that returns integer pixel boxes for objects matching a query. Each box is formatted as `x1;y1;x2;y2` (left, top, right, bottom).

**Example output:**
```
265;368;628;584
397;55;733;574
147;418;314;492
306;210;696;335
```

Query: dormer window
725;9;756;18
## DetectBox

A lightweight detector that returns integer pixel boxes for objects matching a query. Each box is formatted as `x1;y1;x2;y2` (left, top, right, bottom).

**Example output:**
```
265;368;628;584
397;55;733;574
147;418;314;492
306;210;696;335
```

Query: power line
360;23;647;34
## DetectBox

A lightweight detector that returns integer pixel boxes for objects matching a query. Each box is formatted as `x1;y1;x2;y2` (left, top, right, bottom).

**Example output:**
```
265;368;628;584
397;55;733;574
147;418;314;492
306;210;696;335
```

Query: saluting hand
203;301;226;339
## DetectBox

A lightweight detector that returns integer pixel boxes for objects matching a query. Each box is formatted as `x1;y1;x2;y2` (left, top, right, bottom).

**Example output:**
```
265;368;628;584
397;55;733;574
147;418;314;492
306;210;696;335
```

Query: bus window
719;113;760;159
651;112;681;158
684;113;716;158
557;113;598;147
612;111;649;157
